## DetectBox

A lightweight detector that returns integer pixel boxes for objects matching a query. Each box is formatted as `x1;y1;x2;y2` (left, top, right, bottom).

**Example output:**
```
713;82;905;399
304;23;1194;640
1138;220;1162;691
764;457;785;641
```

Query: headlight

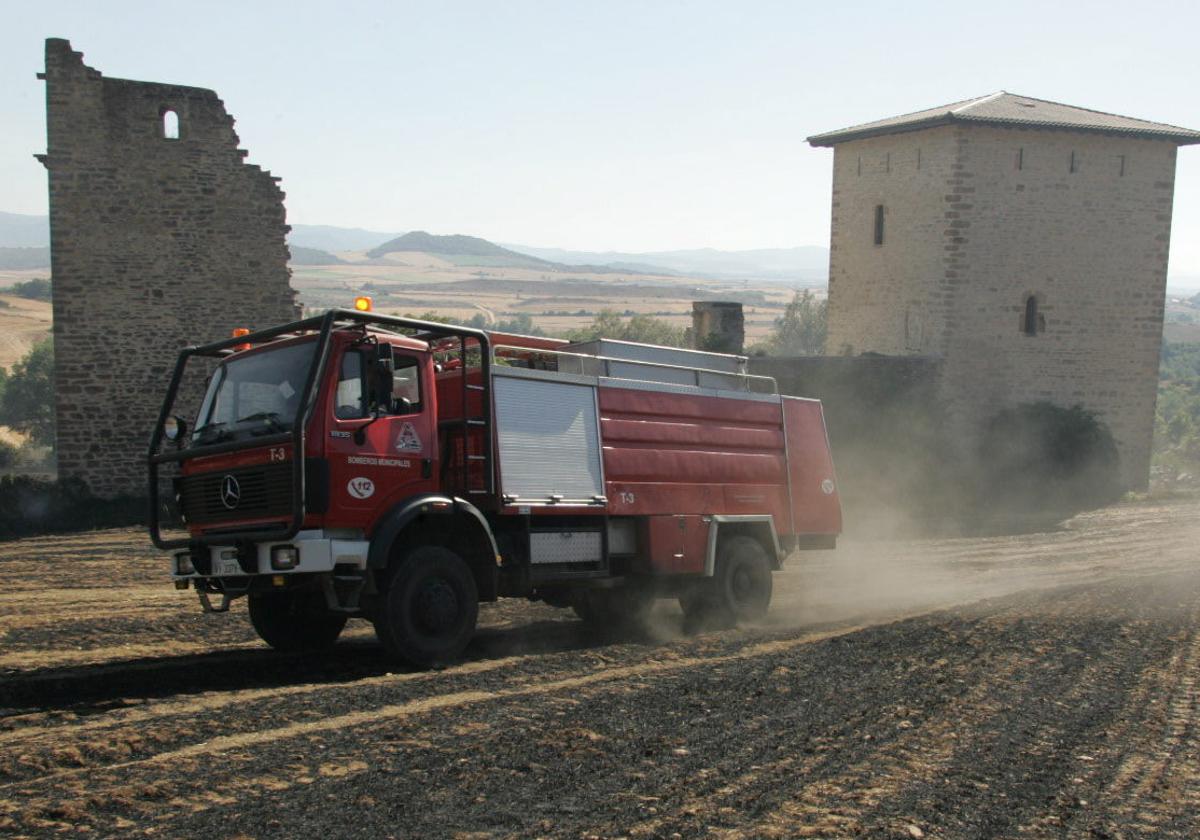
164;415;187;442
271;545;299;570
174;552;195;575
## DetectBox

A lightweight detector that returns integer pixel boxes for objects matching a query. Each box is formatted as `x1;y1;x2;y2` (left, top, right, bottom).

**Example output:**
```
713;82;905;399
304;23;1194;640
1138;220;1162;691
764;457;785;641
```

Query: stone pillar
692;302;745;354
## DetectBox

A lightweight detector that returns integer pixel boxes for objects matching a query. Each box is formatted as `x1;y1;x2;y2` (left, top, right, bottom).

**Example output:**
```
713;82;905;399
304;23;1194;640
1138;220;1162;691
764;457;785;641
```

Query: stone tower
38;39;298;498
808;92;1200;489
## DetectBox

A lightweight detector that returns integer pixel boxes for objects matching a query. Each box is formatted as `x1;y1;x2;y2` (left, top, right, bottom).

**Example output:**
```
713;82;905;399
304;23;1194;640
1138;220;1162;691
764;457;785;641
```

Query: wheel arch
705;515;782;575
368;495;500;601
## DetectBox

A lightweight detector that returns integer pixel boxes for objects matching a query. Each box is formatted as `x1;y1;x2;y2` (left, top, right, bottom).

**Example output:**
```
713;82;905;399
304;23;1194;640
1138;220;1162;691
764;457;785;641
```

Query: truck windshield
191;340;317;446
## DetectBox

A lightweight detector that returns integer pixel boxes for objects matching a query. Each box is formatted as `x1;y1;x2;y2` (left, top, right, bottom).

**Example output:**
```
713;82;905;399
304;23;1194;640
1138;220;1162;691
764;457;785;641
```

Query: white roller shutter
493;373;604;504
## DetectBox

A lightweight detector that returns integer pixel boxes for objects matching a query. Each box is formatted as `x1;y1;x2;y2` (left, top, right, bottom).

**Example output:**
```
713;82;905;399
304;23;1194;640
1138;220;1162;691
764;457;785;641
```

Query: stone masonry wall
825;124;1178;489
40;39;298;498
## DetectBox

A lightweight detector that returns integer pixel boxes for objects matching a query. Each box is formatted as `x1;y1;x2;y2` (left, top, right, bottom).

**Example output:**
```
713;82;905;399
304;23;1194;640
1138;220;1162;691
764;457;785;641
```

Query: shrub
0;439;16;469
0;476;144;539
0;338;55;446
978;402;1121;514
4;277;52;301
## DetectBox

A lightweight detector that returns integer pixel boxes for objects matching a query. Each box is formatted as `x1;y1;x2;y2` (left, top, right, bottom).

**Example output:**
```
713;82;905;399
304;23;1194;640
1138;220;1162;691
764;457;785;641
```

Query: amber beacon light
354;296;373;312
231;327;251;351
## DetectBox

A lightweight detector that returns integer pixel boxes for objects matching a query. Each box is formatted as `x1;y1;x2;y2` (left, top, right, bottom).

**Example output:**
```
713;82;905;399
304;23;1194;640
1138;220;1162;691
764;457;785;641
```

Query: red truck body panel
177;326;841;558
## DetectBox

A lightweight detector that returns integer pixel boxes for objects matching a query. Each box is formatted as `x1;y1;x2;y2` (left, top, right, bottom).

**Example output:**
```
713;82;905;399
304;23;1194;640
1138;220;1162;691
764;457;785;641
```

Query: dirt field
2;498;1200;838
0;293;51;371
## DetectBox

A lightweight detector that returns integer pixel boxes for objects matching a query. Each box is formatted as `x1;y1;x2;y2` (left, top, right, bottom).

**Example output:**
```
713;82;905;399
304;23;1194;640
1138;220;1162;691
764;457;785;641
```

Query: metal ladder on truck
439;332;495;503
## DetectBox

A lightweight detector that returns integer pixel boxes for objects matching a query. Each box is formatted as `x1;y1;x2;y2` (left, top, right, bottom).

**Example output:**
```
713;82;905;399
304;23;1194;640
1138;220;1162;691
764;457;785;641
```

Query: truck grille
177;463;293;526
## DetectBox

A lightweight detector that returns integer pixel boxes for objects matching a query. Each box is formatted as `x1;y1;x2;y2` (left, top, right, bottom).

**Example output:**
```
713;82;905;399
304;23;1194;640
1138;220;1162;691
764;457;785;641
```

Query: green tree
565;310;688;348
767;290;827;356
0;338;55;446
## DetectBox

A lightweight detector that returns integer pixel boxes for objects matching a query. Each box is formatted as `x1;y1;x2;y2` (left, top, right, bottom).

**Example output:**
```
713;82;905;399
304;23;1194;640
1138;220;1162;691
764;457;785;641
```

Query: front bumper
171;529;369;579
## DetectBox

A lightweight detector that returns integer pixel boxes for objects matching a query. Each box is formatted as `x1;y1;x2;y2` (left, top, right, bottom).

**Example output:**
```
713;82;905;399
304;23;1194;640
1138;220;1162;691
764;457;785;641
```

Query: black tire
572;585;655;630
679;535;773;629
248;591;347;652
375;546;479;668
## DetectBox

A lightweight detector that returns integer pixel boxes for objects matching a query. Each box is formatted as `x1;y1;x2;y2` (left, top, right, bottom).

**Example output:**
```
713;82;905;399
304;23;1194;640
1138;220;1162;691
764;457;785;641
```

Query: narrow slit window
1069;151;1078;173
916;147;922;170
1118;154;1126;176
873;204;885;246
1016;147;1024;170
162;109;180;140
1023;296;1039;336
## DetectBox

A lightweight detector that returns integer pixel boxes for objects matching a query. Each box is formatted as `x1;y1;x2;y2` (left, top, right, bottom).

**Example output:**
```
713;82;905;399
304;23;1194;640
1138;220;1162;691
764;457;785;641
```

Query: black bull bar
147;308;490;550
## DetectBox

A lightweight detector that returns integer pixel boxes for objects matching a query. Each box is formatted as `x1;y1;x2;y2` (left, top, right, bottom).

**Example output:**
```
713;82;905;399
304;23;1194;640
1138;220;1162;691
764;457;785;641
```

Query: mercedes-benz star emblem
220;475;241;510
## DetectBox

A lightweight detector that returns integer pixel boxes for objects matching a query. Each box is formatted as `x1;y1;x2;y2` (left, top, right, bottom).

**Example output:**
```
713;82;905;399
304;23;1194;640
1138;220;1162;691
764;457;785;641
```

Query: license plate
217;558;243;576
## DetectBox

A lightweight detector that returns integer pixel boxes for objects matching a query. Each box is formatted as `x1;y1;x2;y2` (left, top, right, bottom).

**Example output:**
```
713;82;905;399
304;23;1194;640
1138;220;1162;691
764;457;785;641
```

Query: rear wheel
679;535;773;629
375;546;479;668
248;591;347;652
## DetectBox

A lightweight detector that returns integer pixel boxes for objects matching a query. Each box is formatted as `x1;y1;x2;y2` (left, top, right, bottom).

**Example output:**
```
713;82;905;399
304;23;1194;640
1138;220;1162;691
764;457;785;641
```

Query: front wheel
375;546;479;668
248;591;347;652
679;536;773;629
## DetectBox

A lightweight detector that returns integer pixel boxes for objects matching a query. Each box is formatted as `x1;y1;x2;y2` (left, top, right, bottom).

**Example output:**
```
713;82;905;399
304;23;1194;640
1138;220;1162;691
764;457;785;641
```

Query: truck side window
392;356;421;414
335;351;367;419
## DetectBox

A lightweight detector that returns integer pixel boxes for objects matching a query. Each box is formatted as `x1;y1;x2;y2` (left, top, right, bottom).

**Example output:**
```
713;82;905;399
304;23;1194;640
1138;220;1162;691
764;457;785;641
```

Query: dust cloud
768;497;1200;629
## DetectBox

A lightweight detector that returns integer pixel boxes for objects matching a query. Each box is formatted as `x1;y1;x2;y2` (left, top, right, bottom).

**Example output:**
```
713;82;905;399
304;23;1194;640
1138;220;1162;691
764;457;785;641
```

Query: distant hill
367;231;562;269
503;243;830;282
288;246;346;265
0;248;50;270
288;224;401;252
0;213;49;248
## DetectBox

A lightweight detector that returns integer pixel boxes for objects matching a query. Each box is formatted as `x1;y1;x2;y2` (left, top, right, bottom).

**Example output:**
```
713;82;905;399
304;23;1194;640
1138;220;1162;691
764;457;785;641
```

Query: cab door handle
422;458;432;479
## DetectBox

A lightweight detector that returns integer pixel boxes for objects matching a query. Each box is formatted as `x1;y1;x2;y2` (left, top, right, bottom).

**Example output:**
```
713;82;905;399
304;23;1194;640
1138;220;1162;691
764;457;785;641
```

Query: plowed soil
2;498;1200;838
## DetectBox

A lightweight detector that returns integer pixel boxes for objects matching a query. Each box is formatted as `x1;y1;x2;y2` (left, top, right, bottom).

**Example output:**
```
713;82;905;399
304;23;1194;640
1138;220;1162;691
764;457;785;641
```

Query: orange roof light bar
231;327;251;351
354;296;373;312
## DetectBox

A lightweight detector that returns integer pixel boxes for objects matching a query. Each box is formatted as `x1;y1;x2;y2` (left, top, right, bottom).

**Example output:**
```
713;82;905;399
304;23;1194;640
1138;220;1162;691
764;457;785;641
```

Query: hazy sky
3;0;1199;272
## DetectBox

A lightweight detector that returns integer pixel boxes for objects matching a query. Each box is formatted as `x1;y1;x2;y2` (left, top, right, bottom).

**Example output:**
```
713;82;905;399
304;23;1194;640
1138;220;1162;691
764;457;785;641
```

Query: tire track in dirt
0;624;876;797
1085;620;1200;838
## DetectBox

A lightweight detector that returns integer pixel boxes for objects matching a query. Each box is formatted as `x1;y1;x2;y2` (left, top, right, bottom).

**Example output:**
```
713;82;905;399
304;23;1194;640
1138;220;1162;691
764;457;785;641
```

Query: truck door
324;346;436;530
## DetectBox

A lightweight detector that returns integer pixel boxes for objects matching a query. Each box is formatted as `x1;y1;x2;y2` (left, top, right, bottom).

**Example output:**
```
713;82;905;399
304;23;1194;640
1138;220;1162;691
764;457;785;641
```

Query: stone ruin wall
39;39;298;498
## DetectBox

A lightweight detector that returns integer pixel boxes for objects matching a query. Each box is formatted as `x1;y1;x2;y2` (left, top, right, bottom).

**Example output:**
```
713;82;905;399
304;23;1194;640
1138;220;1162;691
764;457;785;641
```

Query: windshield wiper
192;422;233;445
236;411;289;435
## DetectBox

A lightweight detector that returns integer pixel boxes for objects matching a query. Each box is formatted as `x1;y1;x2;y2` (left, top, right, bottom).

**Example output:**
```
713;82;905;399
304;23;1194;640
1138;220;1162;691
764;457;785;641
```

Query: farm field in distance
291;251;809;343
2;497;1199;837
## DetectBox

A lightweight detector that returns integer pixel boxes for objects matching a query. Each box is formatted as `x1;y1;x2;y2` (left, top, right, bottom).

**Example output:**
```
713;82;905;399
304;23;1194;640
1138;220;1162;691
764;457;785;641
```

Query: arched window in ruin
162;109;179;140
1023;295;1039;336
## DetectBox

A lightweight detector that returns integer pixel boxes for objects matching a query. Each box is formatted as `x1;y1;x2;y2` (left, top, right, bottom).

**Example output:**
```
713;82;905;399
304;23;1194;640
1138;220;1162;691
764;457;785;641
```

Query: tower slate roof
807;92;1200;147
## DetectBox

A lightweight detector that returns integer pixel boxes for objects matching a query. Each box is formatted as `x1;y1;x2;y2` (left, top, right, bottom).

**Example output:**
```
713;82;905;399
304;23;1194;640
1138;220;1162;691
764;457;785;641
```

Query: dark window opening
916;147;922;170
162;109;179;140
1069;151;1078;174
1118;154;1126;176
873;204;885;246
1016;147;1024;170
334;350;422;420
1023;296;1039;336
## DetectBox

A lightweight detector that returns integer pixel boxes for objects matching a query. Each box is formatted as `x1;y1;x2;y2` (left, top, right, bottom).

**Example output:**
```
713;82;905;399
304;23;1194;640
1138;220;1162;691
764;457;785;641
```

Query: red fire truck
149;306;841;666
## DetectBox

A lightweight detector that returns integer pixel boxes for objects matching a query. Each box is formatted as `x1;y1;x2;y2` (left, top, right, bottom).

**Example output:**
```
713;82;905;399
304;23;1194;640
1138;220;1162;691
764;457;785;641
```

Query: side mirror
368;343;395;413
164;415;187;445
375;342;395;372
